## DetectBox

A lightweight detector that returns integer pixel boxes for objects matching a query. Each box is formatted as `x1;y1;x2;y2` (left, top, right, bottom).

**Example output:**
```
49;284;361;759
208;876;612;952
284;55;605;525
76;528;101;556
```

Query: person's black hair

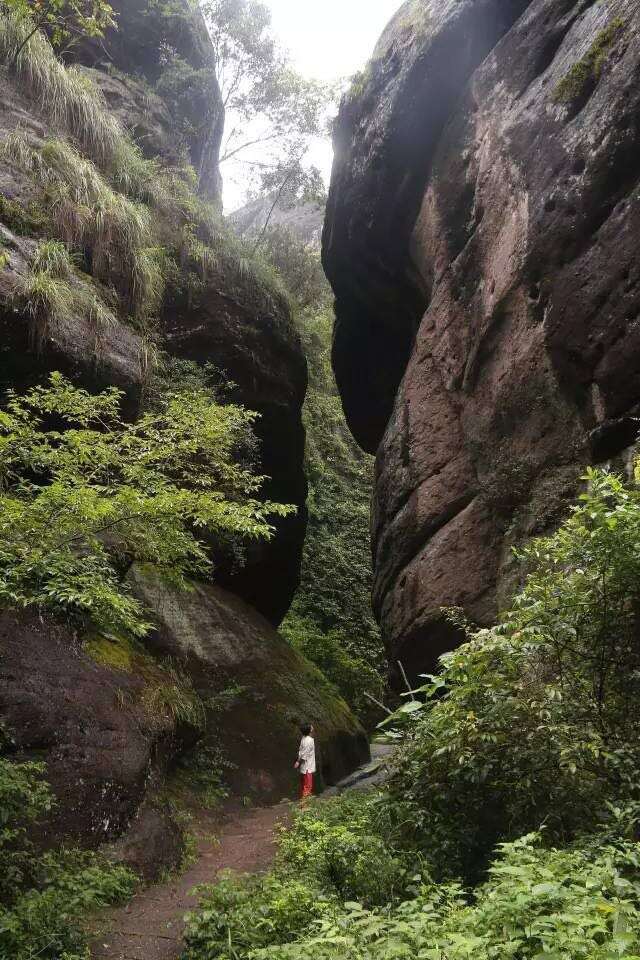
301;722;312;736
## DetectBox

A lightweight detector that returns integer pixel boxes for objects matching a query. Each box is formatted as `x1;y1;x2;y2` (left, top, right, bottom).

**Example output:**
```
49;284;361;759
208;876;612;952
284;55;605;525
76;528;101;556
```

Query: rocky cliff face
323;0;640;678
0;0;366;875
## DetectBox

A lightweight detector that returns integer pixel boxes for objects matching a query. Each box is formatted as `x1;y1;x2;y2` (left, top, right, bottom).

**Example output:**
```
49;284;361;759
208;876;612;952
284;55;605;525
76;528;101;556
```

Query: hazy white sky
266;0;400;80
223;0;401;210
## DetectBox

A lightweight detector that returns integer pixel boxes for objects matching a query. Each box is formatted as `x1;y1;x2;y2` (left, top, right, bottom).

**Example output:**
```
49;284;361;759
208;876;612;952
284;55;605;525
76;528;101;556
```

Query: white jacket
298;735;316;774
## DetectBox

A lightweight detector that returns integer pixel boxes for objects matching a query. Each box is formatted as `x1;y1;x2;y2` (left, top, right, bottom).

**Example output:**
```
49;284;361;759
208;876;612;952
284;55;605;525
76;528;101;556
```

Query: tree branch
219;131;279;163
251;160;300;253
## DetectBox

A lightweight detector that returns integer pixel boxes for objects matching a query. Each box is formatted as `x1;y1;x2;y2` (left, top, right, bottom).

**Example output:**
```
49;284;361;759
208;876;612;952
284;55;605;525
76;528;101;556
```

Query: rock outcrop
70;0;225;203
0;610;185;864
0;0;365;875
323;0;640;677
129;566;369;797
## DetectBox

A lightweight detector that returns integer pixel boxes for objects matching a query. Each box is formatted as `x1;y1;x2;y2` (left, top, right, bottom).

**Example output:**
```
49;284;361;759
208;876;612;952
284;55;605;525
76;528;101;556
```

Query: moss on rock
553;18;625;105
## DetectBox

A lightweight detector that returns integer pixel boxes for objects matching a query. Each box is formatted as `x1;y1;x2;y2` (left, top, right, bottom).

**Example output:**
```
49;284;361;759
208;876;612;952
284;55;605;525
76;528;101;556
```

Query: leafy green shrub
277;793;420;908
0;757;135;960
251;833;640;960
0;757;52;901
183;873;332;960
382;466;640;880
0;372;294;636
283;618;385;725
170;742;234;809
183;792;421;960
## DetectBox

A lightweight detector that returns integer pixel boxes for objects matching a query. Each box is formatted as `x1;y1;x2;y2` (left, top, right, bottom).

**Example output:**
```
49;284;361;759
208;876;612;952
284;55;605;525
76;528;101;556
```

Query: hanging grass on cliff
0;372;294;636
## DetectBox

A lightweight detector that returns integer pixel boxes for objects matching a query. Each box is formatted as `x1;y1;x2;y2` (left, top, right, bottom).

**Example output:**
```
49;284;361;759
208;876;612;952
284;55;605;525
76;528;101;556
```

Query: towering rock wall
0;0;367;876
323;0;640;678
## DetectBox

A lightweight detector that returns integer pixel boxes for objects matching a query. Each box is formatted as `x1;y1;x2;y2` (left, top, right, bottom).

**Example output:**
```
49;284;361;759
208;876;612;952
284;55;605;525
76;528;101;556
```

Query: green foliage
281;304;385;724
275;793;420;908
0;7;123;166
379;466;640;879
0;190;49;235
11;235;116;349
2;130;165;323
140;662;207;731
251;224;327;310
249;834;640;960
0;372;294;636
171;742;234;809
184;463;640;960
3;0;115;56
553;18;625;104
0;757;135;960
0;757;52;901
282;618;384;727
183;793;418;960
184;872;332;960
13;254;75;346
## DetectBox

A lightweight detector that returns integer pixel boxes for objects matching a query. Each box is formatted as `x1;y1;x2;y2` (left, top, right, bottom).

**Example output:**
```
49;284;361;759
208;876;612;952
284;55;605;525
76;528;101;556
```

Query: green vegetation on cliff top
553;18;625;105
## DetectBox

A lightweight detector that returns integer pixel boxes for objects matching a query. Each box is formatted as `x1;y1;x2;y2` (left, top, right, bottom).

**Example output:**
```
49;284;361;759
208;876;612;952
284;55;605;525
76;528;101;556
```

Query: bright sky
223;0;401;211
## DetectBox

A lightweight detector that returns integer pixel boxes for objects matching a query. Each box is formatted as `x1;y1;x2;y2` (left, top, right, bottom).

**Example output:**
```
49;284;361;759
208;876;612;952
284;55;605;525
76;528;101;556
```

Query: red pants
299;772;313;799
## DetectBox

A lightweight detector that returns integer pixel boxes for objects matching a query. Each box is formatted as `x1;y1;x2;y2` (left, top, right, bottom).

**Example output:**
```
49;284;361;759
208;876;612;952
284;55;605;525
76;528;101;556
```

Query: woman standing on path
294;723;316;799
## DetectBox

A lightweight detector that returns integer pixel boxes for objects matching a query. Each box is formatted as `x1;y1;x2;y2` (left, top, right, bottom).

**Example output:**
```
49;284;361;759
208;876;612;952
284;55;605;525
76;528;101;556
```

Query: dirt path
91;801;291;960
91;744;394;960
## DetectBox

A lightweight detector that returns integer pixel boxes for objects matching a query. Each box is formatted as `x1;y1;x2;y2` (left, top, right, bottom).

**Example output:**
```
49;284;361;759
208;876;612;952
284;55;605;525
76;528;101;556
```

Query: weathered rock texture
0;611;184;864
70;0;225;203
129;566;369;798
323;0;640;677
0;0;364;873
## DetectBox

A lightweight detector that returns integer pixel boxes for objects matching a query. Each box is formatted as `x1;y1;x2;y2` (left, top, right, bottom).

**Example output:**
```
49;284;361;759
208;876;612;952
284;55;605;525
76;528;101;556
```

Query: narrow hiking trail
91;802;291;960
91;745;395;960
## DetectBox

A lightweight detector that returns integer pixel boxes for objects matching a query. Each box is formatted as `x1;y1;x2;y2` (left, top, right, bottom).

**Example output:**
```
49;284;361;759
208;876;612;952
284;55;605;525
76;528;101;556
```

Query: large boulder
0;610;183;852
128;566;369;799
323;0;640;677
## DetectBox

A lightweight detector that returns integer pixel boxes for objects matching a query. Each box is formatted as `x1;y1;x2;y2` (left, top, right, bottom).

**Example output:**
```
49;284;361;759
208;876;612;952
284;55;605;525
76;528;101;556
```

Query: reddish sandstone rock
324;0;640;676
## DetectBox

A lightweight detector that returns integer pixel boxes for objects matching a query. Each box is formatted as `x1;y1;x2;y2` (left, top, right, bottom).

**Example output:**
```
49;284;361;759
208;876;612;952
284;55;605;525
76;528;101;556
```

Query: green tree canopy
200;0;334;201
